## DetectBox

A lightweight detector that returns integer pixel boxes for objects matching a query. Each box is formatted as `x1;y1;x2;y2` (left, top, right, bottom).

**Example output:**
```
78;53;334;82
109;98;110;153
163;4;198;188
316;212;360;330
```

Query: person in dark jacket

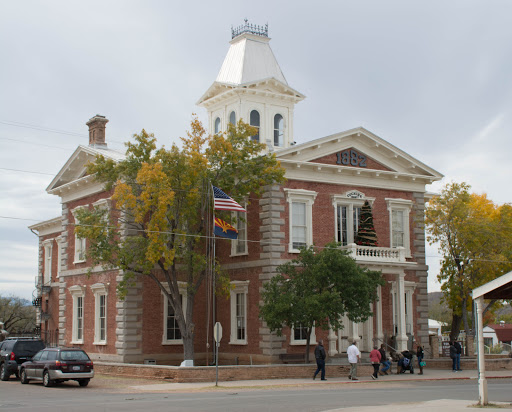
416;345;424;375
378;344;391;375
454;340;462;371
313;339;327;380
449;341;458;371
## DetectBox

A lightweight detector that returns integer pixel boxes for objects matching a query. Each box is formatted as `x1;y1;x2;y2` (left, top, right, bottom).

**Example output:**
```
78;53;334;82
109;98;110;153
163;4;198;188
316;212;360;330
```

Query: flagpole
211;183;216;366
205;181;211;366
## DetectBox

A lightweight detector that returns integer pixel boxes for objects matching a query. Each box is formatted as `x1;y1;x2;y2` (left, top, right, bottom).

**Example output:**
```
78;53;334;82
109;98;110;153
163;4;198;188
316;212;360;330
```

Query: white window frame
161;282;187;345
249;109;260;141
228;110;237;126
385;198;413;257
69;285;86;344
332;192;375;246
42;239;53;285
214;116;221;134
291;323;316;346
93;198;111;225
71;206;87;263
273;113;285;147
390;281;416;335
91;283;108;345
284;188;317;253
229;281;249;345
230;207;248;256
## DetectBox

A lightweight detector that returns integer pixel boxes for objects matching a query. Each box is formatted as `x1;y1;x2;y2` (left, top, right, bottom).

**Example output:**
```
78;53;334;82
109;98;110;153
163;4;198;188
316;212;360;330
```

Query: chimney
86;115;109;148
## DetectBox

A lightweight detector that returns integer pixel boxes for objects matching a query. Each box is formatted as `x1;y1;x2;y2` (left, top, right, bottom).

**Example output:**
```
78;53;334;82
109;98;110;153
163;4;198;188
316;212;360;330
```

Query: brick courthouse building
29;23;442;365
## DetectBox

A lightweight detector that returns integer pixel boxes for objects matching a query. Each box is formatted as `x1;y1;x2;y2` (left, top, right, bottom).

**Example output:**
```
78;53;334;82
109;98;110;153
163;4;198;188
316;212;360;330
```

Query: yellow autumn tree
75;117;286;361
426;182;512;340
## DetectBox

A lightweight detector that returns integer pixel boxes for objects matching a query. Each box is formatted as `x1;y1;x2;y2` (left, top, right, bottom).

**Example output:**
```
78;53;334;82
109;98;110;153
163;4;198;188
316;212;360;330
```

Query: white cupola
197;20;305;151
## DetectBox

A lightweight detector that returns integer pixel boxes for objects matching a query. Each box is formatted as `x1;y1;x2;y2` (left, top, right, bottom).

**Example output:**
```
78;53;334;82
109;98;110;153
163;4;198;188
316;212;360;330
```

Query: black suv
0;337;45;381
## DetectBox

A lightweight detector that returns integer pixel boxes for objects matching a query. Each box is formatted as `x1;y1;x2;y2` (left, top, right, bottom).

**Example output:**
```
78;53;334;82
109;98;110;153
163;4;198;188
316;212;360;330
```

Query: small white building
428;319;445;336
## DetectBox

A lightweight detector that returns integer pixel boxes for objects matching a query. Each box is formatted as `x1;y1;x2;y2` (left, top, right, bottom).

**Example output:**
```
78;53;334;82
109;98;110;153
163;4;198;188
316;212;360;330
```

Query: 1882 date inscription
336;149;367;167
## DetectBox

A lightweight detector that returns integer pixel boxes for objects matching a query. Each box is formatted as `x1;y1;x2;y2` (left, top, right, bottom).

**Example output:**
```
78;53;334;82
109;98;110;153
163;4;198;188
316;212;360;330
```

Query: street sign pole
215;338;219;386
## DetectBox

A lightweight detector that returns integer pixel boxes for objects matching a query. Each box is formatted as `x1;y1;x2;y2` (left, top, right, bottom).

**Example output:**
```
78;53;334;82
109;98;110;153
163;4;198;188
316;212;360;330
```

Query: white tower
197;21;305;151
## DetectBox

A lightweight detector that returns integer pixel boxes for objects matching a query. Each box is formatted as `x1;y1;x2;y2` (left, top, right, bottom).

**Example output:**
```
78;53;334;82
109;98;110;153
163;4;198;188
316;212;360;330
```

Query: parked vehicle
19;347;94;387
0;337;45;381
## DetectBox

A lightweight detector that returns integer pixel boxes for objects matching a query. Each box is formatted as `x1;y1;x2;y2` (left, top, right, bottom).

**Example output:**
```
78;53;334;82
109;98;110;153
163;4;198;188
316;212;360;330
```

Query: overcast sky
1;0;511;301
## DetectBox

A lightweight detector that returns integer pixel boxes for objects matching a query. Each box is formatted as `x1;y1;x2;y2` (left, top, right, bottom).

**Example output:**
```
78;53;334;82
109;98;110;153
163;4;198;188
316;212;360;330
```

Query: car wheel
78;379;90;387
0;363;9;381
43;370;54;387
20;368;29;384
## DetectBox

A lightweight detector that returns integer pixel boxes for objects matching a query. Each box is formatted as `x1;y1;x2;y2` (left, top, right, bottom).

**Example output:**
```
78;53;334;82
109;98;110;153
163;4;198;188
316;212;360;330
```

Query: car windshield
60;350;90;361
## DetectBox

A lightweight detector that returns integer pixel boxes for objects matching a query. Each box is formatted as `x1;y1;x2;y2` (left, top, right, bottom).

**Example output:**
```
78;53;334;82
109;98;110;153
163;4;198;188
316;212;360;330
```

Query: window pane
337;206;348;245
99;294;106;341
250;110;260;141
292;202;307;249
229;111;236;125
236;293;245;340
294;325;307;340
392;210;404;247
166;296;182;340
353;207;361;240
235;211;247;254
274;114;284;146
214;117;221;134
77;296;83;340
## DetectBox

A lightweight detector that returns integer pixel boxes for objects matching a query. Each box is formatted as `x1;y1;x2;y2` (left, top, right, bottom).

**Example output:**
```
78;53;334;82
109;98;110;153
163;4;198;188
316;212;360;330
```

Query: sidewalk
130;368;512;410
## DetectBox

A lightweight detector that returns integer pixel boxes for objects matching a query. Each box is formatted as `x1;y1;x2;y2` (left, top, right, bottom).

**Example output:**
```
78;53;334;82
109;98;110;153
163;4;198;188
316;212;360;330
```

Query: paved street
1;369;512;411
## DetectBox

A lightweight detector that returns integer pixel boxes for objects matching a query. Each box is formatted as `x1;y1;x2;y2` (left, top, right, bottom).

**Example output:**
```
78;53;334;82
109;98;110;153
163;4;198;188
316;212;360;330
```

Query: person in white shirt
347;340;361;380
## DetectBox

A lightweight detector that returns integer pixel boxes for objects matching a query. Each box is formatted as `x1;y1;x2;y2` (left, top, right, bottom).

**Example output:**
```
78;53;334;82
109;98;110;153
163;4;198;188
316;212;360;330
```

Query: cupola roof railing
231;19;268;39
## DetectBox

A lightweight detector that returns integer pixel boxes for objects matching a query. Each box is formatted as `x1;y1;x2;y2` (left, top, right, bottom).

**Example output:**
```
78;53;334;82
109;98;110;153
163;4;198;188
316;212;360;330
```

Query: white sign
214;322;223;343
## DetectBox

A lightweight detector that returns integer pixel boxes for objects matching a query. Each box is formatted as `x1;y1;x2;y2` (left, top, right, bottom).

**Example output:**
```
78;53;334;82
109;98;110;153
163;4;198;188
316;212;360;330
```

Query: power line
0;167;56;176
0;168;432;214
0;119;126;146
1;215;509;264
0;137;74;151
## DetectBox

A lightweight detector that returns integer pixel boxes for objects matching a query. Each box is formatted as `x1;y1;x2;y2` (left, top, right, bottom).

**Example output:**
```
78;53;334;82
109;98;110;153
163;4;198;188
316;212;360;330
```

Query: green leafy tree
75;118;286;361
259;242;384;362
0;295;36;335
426;182;512;340
354;200;378;246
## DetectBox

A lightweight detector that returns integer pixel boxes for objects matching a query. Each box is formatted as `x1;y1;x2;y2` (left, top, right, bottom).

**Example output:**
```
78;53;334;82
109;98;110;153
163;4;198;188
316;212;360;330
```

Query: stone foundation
95;357;512;382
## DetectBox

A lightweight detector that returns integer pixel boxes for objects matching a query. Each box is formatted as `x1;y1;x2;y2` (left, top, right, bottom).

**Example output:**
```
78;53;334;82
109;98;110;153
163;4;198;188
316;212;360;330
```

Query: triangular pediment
310;147;395;172
46;145;125;193
277;127;443;178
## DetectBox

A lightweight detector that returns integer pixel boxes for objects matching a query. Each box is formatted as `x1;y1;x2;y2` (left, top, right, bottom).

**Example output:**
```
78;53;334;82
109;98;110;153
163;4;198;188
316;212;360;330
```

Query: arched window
229;111;236;125
250;110;260;141
214;117;221;134
274;114;284;146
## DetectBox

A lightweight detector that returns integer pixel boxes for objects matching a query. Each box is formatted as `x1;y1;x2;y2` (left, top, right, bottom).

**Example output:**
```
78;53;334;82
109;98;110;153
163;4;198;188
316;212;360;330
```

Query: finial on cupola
231;19;268;39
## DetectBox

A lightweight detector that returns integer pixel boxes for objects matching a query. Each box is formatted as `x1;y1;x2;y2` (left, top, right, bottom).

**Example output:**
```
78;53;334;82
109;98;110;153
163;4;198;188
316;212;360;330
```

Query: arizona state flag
214;217;238;240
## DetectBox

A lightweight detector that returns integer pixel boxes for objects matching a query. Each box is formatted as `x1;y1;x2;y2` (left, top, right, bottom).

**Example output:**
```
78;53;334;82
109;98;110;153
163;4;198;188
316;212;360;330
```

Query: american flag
212;186;246;212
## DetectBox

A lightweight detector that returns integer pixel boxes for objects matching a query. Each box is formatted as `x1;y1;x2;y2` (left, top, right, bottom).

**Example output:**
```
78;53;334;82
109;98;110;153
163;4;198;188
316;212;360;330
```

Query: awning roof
472;270;512;300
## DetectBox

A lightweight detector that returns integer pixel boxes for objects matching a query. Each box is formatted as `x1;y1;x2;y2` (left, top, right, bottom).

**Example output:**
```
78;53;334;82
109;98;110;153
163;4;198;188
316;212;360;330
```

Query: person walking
378;344;391;375
454;340;462;371
347;340;361;380
370;345;381;379
449;341;457;372
313;339;327;381
416;344;424;375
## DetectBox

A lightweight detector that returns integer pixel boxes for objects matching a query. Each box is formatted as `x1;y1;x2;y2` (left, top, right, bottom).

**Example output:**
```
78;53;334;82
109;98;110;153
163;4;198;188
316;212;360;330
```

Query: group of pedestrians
313;339;426;381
